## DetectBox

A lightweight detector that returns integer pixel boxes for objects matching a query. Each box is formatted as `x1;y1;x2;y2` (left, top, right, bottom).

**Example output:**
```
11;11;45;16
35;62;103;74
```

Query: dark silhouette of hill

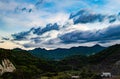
89;44;120;64
29;44;106;60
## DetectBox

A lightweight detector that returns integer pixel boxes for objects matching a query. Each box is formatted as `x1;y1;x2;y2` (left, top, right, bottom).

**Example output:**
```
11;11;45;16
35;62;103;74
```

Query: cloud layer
59;25;120;44
8;9;120;49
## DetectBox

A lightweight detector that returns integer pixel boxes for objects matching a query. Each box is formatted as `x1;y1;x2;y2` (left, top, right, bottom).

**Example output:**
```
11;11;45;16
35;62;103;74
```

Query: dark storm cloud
59;25;120;43
69;9;120;24
12;23;59;41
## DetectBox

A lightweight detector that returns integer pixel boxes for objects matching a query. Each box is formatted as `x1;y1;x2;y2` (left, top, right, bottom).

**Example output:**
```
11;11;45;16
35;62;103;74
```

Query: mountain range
28;44;106;60
0;44;120;79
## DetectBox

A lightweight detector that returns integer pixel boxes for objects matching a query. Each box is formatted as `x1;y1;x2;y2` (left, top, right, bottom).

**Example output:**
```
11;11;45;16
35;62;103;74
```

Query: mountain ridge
29;44;106;60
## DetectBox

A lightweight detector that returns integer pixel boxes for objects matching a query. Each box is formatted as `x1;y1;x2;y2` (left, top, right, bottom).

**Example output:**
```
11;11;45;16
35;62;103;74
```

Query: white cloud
0;0;69;33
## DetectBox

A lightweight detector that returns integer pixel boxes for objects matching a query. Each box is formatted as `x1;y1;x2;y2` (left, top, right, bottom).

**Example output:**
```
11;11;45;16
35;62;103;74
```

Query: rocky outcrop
0;59;16;75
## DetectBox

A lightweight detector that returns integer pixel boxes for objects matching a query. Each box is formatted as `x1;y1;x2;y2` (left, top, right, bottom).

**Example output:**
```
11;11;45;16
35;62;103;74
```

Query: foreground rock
0;59;16;75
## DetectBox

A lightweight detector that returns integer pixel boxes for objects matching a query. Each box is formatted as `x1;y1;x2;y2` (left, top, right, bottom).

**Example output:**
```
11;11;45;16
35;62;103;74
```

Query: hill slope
89;44;120;64
87;44;120;73
56;44;120;73
0;48;56;79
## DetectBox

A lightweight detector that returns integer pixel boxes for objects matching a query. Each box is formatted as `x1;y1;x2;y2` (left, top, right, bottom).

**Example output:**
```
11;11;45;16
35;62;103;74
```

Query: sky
0;0;120;49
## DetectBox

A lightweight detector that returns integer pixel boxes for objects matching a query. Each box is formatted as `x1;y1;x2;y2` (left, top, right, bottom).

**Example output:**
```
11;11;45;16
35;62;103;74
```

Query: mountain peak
13;48;24;51
92;44;103;47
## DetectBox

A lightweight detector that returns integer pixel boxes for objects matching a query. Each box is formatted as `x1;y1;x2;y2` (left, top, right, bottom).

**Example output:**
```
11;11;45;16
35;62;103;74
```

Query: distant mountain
29;44;106;60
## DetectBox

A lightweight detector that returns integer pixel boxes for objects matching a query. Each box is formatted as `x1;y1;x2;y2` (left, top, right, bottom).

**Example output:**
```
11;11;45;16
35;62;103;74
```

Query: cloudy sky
0;0;120;49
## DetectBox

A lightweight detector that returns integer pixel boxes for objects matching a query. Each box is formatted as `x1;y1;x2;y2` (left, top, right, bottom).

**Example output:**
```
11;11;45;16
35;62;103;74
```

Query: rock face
0;59;16;75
